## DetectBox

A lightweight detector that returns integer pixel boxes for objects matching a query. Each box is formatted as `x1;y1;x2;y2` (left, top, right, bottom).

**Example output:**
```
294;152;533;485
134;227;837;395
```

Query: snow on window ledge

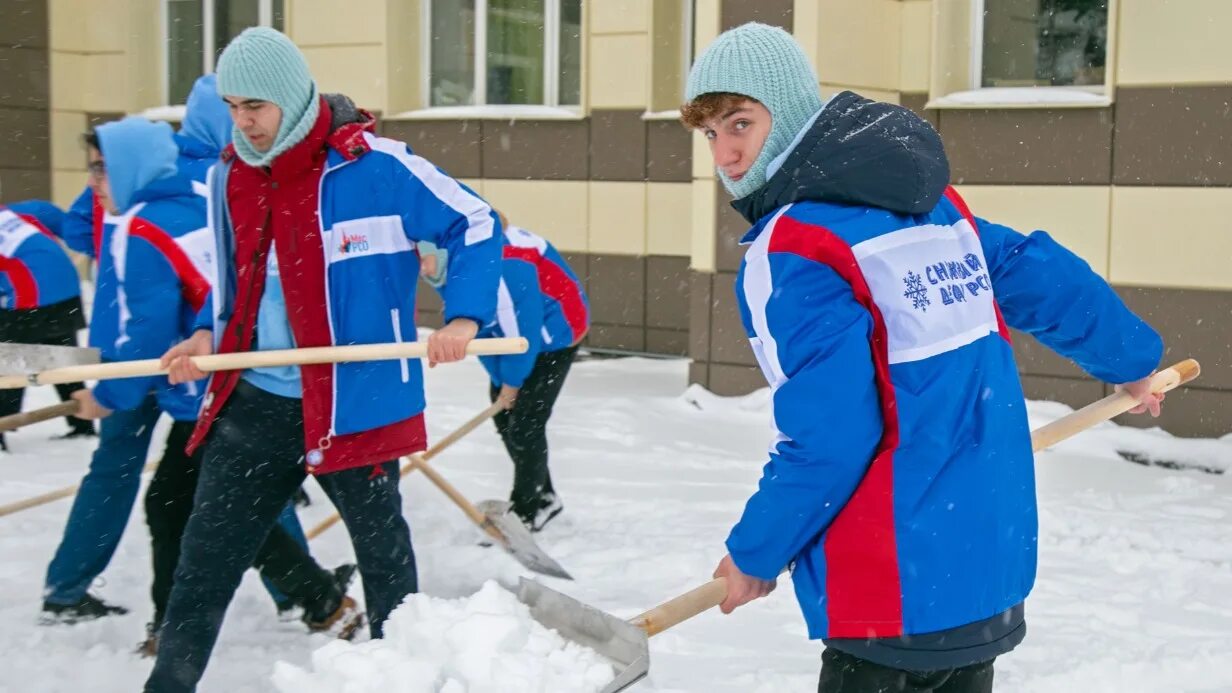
387;105;585;121
139;105;188;122
642;109;683;121
927;87;1112;110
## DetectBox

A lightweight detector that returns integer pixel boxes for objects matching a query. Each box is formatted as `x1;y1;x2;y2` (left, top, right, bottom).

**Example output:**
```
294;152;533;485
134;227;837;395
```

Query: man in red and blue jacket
682;24;1166;692
422;214;589;530
0;200;93;443
152;28;503;692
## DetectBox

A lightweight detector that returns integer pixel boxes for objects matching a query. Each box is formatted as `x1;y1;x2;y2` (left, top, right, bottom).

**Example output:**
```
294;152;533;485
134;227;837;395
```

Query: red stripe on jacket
503;245;589;343
0;256;39;308
767;213;905;638
128;218;210;312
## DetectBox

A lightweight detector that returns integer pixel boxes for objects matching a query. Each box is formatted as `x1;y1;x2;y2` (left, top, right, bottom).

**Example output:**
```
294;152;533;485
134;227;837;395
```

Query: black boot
40;594;129;624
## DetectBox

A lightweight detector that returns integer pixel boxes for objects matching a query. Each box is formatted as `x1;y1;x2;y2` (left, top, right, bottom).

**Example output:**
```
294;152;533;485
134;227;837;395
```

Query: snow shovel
0;400;81;432
518;358;1201;693
0;338;528;388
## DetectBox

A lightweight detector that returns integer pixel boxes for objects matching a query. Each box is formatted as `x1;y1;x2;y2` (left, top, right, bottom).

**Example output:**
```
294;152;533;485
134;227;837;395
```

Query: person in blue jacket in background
420;210;589;531
0;199;94;445
680;24;1167;693
42;119;359;655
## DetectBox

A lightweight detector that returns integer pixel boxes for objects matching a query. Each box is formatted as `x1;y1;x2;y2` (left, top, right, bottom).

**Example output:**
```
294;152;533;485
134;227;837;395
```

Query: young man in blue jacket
420;210;589;531
153;28;502;692
42;120;358;649
0;200;94;444
682;23;1166;693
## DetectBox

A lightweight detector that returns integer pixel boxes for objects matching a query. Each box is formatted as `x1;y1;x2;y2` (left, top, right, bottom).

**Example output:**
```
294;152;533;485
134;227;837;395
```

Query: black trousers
145;382;417;693
488;345;577;519
0;297;92;435
818;648;995;693
143;420;340;626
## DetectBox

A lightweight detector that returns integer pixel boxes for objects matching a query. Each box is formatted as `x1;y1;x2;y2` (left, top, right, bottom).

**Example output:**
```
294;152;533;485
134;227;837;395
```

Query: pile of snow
271;581;615;693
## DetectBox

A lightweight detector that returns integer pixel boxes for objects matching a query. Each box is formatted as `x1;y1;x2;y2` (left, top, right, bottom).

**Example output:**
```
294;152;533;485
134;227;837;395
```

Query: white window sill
926;87;1112;110
139;104;188;121
387;105;585;121
642;109;683;121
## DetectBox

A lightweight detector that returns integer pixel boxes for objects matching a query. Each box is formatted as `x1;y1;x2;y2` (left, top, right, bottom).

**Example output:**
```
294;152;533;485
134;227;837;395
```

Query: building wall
6;0;1228;436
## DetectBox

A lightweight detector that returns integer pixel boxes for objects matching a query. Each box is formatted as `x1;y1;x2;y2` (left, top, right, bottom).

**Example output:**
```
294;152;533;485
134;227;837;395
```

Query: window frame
160;0;282;106
418;0;584;117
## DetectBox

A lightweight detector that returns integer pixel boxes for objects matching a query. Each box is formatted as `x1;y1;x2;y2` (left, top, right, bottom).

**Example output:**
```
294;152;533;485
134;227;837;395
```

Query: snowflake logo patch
902;271;930;312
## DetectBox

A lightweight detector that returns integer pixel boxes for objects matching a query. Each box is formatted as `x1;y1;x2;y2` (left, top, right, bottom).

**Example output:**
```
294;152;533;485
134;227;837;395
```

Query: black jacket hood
732;91;950;224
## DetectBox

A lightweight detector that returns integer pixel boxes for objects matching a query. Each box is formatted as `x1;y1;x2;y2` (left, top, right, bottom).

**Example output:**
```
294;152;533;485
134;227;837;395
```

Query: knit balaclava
216;27;320;167
685;23;824;199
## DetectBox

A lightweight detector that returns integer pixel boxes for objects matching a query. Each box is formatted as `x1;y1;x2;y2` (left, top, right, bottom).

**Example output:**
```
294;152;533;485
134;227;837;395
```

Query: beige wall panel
822;84;899;104
301;46;386;111
290;0;385;46
956;185;1111;276
484;180;588;252
88;53;137;113
385;0;423;112
52;171;87;209
691;178;717;272
125;0;164;110
693;0;721;58
49;0;87;51
588;181;647;255
588;0;649;35
930;0;972;97
50;51;88;112
1118;0;1232;85
899;0;932;93
646;182;692;256
816;0;901;92
588;34;649;109
458;178;483;195
1110;187;1232;290
793;0;820;74
691;130;713;179
50;110;88;172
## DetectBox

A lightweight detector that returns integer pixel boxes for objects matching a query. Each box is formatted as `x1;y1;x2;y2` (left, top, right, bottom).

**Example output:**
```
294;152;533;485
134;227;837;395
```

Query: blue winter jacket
89;117;212;420
0;201;81;309
725;91;1163;641
62;74;230;258
476;225;589;387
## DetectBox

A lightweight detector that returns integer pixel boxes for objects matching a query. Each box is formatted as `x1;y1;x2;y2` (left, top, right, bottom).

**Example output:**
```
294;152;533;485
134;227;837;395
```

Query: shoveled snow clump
271;580;616;693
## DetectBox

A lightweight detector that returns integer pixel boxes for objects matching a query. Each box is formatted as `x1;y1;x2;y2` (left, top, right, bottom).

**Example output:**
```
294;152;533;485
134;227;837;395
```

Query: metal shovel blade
475;499;574;580
0;343;100;376
517;577;650;693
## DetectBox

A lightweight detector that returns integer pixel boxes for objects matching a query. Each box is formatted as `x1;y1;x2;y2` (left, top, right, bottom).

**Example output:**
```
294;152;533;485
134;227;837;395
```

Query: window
977;0;1109;89
165;0;286;105
426;0;582;108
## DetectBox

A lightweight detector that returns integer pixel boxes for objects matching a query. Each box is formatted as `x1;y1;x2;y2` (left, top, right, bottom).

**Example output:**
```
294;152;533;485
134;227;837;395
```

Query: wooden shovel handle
1030;359;1199;452
634;358;1202;638
305;401;505;540
408;455;494;530
0;401;80;432
0;462;157;518
0;338;529;389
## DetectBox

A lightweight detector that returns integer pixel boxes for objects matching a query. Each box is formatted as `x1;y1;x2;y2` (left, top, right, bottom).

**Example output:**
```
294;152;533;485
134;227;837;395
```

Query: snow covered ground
0;355;1229;692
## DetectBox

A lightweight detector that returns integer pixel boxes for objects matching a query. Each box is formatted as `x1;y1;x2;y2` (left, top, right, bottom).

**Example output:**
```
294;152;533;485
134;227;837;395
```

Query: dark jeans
144;420;339;626
0;312;93;436
145;382;417;693
818;648;995;693
488;345;577;518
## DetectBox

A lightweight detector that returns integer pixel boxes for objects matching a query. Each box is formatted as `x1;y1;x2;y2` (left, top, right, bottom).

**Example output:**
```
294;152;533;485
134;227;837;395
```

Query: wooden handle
0;401;80;432
0;461;157;519
630;577;729;637
305;401;506;540
408;454;492;528
1031;359;1200;452
0;338;530;389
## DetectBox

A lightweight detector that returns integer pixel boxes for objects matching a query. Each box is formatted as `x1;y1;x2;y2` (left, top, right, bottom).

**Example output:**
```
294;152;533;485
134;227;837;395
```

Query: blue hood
96;117;179;213
179;74;232;155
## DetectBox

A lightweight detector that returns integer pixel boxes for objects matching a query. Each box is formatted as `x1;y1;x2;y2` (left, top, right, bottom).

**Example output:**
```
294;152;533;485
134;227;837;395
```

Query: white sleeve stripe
362;133;494;246
496;279;520;338
741;206;794;455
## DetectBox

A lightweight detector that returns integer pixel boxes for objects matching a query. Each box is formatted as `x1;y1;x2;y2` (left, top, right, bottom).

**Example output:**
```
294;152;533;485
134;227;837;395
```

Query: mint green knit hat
216;27;320;167
686;23;823;199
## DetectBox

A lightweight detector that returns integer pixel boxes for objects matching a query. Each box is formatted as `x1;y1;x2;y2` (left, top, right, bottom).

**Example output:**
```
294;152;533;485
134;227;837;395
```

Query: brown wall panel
590;110;646;181
688;270;713;361
588;254;645;327
1115;386;1232;438
560;251;589;290
587;324;645;352
714;189;747;272
1114;86;1232;187
1116;286;1232;390
481;119;589;180
0;47;48;109
645;255;690;330
708;272;755;366
0;168;50;200
382;120;482;178
900;92;938;130
721;0;793;32
1010;329;1089;380
0;104;48;170
646;328;688;356
939;107;1113;185
646;120;692;182
689;361;709;389
708;363;766;395
1019;375;1107;412
0;0;47;48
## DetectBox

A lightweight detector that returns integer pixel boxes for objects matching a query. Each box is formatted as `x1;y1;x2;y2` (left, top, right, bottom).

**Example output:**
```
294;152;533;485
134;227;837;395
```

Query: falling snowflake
902;271;930;312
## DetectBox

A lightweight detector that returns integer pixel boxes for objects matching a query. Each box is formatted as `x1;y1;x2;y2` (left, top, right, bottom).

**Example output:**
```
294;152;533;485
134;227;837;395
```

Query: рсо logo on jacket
338;232;370;254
